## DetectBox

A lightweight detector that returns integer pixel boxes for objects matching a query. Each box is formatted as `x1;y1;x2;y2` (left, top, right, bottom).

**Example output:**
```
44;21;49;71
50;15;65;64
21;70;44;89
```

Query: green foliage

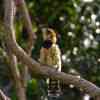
26;79;44;100
11;88;17;100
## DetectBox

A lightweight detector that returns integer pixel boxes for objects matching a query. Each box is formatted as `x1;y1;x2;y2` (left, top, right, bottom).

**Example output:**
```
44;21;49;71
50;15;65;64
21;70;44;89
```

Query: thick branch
6;45;26;100
4;0;26;100
15;0;36;87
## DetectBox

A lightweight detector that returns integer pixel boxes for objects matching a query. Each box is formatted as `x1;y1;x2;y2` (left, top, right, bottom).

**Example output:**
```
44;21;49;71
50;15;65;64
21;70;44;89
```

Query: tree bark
4;0;26;100
15;0;36;88
6;46;26;100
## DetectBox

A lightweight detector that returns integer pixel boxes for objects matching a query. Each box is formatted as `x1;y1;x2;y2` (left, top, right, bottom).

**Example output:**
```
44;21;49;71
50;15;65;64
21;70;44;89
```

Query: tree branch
4;0;26;100
15;0;36;87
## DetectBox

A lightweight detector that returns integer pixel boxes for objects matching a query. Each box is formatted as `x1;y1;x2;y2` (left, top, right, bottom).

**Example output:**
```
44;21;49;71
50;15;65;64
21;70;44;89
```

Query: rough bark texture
1;0;100;99
4;0;26;100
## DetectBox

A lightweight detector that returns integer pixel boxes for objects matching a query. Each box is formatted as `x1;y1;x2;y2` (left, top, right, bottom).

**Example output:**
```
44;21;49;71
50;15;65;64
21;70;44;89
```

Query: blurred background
0;0;100;100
